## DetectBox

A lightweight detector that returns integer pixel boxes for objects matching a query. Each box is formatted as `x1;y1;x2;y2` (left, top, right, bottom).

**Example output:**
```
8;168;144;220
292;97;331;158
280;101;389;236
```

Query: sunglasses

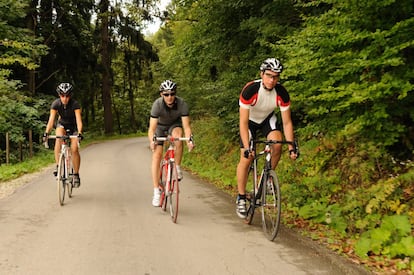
264;73;280;80
162;92;176;97
59;94;71;98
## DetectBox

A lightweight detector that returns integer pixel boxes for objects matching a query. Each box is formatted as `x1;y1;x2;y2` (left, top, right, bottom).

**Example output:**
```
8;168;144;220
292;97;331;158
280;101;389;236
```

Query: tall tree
97;0;114;134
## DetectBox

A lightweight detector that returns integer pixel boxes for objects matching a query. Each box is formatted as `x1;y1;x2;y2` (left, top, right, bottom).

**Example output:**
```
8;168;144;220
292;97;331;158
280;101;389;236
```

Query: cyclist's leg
236;151;251;196
169;125;184;179
152;126;167;189
267;130;283;169
54;127;65;164
237;122;257;196
263;113;283;170
169;125;183;165
151;145;163;189
70;137;80;174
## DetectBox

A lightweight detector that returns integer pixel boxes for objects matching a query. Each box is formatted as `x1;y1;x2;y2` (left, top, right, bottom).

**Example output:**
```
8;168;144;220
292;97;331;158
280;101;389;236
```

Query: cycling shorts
239;112;281;148
155;122;183;145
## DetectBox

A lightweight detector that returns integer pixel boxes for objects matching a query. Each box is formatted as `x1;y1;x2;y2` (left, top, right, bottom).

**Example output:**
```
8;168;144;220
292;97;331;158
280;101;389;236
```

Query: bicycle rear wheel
261;170;281;241
57;153;66;206
169;164;179;223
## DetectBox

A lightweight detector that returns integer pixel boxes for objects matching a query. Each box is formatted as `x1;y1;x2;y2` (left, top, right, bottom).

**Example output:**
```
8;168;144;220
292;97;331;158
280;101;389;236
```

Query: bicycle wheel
169;163;179;223
160;161;168;211
261;170;281;241
57;153;66;206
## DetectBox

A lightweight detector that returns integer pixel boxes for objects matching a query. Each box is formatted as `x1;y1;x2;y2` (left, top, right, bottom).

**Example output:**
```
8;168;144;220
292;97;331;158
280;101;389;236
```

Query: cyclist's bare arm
148;117;158;151
280;109;297;159
181;116;194;151
74;109;83;134
45;109;58;134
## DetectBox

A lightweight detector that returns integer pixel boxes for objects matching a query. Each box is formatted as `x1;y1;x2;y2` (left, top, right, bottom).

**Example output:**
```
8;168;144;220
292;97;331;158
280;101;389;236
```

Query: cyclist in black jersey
236;58;299;218
43;83;83;187
148;80;194;207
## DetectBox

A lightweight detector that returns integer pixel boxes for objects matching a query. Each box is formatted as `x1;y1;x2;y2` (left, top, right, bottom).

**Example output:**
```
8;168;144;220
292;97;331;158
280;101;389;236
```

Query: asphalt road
0;137;371;275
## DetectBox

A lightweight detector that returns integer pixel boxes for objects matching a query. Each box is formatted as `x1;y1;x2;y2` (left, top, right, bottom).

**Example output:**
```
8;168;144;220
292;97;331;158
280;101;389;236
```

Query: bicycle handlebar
250;139;300;158
44;135;81;149
251;139;295;146
153;135;194;143
48;135;80;139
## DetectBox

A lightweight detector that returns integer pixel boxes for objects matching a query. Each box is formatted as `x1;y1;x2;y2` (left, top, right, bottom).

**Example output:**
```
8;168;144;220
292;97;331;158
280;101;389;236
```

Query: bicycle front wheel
169;164;180;223
57;153;66;206
261;170;281;241
160;161;168;210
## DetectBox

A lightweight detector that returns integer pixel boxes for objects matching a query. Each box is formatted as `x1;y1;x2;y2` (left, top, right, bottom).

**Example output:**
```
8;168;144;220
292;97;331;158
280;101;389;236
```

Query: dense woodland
1;0;413;273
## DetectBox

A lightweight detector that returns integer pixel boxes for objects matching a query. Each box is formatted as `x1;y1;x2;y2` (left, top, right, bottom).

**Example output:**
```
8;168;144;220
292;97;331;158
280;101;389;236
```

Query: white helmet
260;58;283;73
159;80;177;92
56;82;73;96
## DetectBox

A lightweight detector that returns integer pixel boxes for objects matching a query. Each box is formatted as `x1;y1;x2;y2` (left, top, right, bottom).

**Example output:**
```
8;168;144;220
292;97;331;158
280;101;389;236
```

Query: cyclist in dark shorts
236;58;299;218
148;80;194;207
43;83;83;187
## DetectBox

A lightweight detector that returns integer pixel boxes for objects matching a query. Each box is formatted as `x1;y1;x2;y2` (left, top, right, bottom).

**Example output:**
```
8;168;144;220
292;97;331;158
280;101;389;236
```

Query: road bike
153;135;194;223
245;139;297;241
45;133;80;206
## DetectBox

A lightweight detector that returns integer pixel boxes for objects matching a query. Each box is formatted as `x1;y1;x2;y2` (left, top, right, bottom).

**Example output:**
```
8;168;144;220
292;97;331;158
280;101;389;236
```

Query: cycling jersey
239;80;290;124
150;96;189;126
51;98;81;131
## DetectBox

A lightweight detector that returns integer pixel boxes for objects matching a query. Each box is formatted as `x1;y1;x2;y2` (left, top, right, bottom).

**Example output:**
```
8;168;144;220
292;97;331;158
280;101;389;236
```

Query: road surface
0;137;370;275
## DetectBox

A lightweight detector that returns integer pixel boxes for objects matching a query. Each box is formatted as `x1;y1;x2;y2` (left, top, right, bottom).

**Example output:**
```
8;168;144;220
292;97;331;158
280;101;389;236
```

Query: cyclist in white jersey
236;58;299;218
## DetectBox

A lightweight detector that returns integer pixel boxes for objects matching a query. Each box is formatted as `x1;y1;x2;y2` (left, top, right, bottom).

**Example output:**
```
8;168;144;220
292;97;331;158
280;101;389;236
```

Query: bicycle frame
246;139;294;241
154;135;193;223
45;134;79;205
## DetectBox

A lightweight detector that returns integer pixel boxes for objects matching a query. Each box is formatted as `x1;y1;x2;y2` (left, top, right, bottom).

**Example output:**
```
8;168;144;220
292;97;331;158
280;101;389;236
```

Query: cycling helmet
159;80;177;92
260;58;283;73
56;82;73;96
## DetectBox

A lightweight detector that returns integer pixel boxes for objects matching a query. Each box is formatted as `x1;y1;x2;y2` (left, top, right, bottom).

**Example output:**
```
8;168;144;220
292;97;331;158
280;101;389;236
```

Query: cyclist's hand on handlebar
187;135;195;152
243;148;252;159
289;141;300;160
150;141;156;152
187;141;195;152
42;132;49;143
77;133;84;141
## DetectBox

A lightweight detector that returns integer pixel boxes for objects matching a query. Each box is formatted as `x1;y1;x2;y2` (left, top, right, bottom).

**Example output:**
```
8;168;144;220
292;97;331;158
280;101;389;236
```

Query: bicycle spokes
261;172;281;241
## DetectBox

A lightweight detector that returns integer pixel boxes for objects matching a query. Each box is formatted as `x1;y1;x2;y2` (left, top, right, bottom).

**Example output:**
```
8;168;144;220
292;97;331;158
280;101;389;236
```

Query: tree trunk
99;0;113;134
26;0;38;95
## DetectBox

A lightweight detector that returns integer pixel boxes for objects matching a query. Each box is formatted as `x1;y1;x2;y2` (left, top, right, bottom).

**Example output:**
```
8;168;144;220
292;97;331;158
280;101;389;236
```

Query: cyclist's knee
171;127;183;137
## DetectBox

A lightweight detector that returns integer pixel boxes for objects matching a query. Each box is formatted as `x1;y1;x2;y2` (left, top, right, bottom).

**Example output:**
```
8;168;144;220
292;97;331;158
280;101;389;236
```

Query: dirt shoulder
0;166;52;200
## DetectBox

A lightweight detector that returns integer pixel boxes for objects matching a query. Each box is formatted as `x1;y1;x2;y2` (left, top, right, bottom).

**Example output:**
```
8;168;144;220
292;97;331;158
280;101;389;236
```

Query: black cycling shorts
239;112;281;148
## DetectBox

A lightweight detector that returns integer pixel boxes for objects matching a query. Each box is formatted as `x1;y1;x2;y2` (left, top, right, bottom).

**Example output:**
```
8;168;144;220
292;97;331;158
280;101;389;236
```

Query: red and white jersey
239;80;290;124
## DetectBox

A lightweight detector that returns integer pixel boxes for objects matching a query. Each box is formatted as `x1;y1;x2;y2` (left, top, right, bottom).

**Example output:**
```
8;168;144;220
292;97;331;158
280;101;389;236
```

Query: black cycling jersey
51;98;81;127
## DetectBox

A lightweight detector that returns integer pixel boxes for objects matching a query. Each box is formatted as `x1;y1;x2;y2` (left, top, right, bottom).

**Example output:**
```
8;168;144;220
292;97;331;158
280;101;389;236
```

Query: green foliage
182;116;238;191
0;148;54;182
355;215;414;259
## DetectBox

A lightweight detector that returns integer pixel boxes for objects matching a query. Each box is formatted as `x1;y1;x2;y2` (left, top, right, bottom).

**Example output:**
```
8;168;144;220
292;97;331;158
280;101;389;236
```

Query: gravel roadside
0;166;52;200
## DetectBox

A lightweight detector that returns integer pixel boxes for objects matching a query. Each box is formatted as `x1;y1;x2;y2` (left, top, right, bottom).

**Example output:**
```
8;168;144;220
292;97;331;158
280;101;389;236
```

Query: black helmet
56;82;73;96
159;80;177;92
260;58;283;73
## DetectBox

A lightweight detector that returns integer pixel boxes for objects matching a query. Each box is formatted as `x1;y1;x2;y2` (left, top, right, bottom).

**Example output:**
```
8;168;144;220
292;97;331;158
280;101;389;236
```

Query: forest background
0;0;413;273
